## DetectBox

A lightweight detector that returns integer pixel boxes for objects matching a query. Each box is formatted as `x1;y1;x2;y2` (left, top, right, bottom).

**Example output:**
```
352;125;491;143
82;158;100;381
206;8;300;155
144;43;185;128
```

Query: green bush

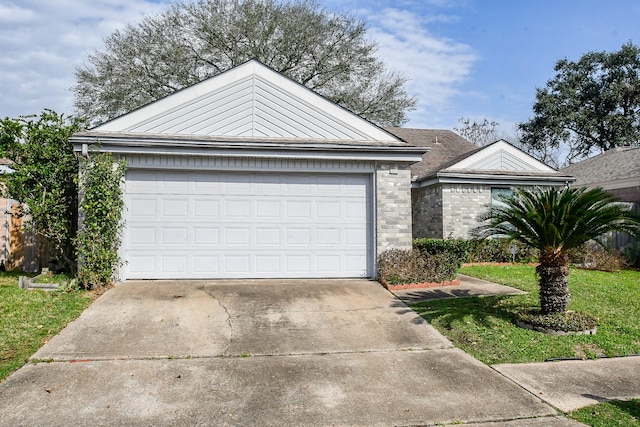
377;248;459;285
622;241;640;268
515;309;597;333
413;238;471;264
76;153;127;289
413;238;538;264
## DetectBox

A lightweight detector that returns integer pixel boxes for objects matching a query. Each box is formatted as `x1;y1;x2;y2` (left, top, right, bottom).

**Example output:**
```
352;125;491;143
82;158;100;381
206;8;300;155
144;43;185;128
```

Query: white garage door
122;170;372;279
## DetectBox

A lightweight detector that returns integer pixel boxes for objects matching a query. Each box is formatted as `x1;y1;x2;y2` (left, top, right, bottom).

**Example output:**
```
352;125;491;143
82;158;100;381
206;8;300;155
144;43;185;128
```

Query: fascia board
73;138;425;163
412;173;575;189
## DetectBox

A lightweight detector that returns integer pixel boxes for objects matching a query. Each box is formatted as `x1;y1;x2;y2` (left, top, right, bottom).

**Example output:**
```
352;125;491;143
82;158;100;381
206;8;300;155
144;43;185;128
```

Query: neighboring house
561;146;640;248
71;60;425;280
387;128;575;239
561;146;640;207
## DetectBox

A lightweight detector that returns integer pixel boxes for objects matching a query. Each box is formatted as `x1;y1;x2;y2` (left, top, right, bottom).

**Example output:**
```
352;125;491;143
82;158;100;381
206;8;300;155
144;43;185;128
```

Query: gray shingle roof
385;128;478;179
561;147;640;186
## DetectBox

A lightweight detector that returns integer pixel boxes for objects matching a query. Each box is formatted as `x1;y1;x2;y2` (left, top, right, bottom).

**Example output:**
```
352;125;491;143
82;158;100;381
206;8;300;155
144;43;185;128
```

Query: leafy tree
74;0;416;127
476;187;640;314
0;110;83;273
520;42;640;161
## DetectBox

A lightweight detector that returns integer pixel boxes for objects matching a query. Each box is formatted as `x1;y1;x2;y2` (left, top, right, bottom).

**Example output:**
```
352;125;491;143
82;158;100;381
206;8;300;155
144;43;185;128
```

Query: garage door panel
256;227;281;245
193;256;219;273
193;228;219;245
225;255;250;273
194;199;220;217
162;255;187;273
161;228;188;245
123;171;371;279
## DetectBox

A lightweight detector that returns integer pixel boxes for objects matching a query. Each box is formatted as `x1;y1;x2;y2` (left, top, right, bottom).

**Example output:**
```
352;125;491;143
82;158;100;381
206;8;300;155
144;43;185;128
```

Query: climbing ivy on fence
76;153;127;289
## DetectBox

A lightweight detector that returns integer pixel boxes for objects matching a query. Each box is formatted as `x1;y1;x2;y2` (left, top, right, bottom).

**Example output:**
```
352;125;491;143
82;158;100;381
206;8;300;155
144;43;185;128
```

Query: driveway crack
201;285;233;355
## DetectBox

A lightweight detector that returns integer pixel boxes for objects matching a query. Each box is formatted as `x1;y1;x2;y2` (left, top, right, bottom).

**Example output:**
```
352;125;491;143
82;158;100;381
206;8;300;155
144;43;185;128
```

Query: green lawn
570;399;640;426
0;272;92;381
411;265;640;364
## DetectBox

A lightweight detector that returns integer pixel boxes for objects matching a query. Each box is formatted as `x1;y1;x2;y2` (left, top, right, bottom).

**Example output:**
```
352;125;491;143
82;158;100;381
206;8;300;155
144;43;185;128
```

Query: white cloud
363;8;477;127
0;0;167;119
0;0;475;129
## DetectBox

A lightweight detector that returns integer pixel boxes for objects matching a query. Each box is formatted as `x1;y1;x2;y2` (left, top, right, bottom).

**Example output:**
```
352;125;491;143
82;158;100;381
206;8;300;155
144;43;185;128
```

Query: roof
387;128;573;186
561;146;640;187
385;128;478;178
90;59;403;145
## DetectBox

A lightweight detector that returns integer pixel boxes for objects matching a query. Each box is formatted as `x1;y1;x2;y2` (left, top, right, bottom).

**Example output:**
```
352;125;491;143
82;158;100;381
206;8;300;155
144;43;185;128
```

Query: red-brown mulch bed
462;262;539;267
381;279;460;291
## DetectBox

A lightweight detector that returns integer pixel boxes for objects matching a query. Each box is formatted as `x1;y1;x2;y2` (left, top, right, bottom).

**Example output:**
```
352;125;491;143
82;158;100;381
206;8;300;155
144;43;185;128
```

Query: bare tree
73;0;416;127
453;117;500;146
456;118;580;168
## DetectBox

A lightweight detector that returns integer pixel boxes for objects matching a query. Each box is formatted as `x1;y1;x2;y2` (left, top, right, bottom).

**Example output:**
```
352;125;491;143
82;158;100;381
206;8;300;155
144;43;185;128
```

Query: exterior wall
608;186;640;204
441;184;492;239
375;163;413;256
411;185;443;238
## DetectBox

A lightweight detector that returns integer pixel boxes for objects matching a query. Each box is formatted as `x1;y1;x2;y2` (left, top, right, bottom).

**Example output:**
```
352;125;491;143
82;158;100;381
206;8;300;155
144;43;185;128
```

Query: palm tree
476;186;640;315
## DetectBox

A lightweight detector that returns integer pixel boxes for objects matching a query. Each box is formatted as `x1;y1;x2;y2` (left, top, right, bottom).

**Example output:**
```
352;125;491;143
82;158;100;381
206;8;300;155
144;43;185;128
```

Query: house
561;146;640;248
561;146;640;207
387;128;575;239
70;60;426;280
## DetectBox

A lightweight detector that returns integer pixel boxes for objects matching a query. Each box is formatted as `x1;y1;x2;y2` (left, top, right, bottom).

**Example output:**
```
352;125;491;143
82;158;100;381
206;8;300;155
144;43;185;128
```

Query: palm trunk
536;252;570;314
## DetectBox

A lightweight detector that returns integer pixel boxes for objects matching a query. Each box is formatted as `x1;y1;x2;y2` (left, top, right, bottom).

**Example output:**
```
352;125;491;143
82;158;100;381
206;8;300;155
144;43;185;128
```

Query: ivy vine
76;152;127;289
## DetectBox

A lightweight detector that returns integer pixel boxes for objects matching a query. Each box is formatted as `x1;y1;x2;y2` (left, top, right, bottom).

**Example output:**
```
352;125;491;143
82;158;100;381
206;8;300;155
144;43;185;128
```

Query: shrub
622;241;640;268
76;153;127;289
413;238;538;264
567;241;626;272
377;248;459;285
515;309;597;333
413;238;470;265
470;239;539;264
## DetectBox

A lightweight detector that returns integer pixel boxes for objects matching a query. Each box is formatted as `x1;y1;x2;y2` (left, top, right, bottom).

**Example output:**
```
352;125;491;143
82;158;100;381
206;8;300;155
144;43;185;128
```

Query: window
491;188;512;208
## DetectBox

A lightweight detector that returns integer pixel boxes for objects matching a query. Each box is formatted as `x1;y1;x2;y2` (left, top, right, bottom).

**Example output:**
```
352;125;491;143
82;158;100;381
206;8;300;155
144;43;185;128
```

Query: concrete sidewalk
394;274;640;415
393;274;526;304
494;356;640;412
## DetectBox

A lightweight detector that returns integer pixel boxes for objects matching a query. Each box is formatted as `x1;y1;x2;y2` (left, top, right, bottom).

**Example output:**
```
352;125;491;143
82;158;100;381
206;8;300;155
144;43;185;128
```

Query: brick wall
441;184;492;239
375;163;412;254
411;185;443;238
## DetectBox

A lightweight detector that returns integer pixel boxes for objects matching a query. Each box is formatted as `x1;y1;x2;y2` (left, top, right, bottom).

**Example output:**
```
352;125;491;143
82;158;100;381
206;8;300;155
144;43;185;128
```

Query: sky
1;0;639;134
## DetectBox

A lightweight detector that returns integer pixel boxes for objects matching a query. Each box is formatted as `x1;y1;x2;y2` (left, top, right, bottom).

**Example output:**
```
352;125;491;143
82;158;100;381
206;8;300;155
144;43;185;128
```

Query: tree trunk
536;253;570;314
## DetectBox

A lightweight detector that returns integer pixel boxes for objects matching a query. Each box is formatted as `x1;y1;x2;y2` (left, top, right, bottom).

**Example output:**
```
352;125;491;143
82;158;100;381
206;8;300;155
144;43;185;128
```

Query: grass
0;272;92;381
411;265;640;364
570;399;640;426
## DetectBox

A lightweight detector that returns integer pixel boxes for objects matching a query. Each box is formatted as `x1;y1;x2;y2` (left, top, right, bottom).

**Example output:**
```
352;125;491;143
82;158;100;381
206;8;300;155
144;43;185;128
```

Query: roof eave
72;134;428;163
412;171;576;188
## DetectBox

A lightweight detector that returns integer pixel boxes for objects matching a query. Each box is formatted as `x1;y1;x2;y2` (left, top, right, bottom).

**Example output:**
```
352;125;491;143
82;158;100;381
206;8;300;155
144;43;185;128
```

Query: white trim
123;154;376;174
93;60;401;142
448;140;555;172
412;174;572;189
119;168;375;280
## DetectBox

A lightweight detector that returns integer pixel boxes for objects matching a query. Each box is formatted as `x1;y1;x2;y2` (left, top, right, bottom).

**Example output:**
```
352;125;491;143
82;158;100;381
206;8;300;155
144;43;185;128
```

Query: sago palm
476;186;640;314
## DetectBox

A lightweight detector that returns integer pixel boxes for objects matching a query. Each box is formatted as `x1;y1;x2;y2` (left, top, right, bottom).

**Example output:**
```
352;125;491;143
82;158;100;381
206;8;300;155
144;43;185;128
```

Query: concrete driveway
0;279;563;426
